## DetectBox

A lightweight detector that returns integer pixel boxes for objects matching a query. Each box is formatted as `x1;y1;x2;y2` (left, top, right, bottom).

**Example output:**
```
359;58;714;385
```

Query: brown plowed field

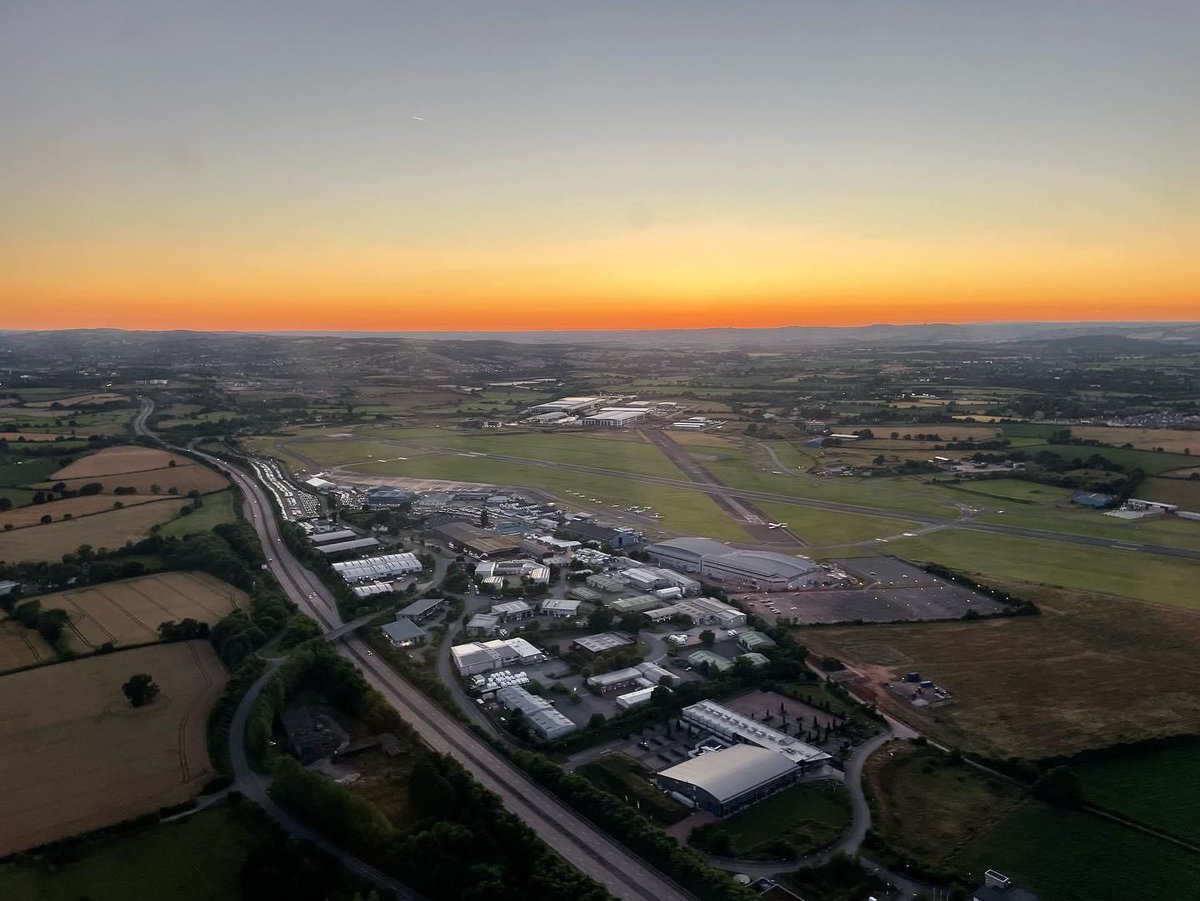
0;493;169;530
0;641;227;855
0;500;188;563
44;445;228;496
48;571;248;652
0;621;55;673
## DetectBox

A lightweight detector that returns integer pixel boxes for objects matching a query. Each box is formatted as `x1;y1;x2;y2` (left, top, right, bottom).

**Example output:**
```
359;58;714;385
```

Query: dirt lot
738;557;1004;624
0;641;227;855
0;493;170;530
800;580;1200;758
51;447;184;479
0;621;55;672
48;572;247;652
0;499;188;563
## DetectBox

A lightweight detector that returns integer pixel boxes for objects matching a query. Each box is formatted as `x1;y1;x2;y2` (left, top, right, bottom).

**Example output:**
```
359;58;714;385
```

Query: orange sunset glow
3;2;1197;331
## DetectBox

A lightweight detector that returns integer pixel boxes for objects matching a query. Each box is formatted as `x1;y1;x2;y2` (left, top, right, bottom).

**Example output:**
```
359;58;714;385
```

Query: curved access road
136;400;694;901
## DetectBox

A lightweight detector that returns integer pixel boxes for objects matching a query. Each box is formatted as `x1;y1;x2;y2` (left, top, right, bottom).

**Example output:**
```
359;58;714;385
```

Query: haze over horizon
3;1;1197;331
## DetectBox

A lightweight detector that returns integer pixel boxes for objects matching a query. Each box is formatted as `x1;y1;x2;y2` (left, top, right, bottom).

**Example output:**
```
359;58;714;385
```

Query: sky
1;1;1197;331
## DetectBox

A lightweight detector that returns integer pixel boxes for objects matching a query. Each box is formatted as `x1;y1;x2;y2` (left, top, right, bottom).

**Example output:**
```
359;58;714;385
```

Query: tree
587;713;607;730
122;673;161;708
1033;765;1084;808
699;629;716;648
587;608;615;632
479;507;490;528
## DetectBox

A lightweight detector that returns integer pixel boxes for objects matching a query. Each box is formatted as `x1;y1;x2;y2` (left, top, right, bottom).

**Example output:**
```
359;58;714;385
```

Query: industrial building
587;666;645;694
541;599;581;618
351;582;393;599
332;552;422;583
737;631;777;651
609;594;663;616
687;649;734;673
313;537;382;556
450;638;547;675
681;700;830;769
494;685;578;741
304;476;337;493
646;538;823;591
572;632;635;657
567;585;603;603
395;597;447;622
637;661;677;686
309;528;359;545
380;618;427;648
582;407;647;427
620;566;702;595
431;521;522;557
561;521;640;549
586;572;629;593
490;600;534;622
475;559;550;584
364;486;415;508
644;596;746;628
616;686;660;710
528;396;604;415
655;744;802;816
466;613;501;636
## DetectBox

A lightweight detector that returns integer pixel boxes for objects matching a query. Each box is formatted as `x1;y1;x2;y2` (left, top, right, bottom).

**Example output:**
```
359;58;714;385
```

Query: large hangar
655;744;801;816
646;537;823;591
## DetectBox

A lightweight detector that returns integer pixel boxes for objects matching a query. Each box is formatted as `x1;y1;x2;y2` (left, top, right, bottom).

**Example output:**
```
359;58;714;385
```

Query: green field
754;500;919;547
0;459;67;487
689;780;851;859
960;803;1200;901
866;742;1024;869
158;489;238;538
1074;742;1200;841
577;754;690;826
1033;443;1197;476
0;805;260;901
886;530;1200;608
1137;475;1200;510
971;505;1200;552
350;452;752;540
936;478;1075;505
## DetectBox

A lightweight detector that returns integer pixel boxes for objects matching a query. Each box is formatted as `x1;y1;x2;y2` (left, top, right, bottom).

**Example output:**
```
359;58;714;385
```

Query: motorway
135;401;694;901
289;433;1200;563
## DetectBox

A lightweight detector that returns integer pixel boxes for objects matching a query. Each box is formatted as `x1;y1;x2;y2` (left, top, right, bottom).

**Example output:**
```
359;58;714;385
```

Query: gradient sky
2;1;1197;331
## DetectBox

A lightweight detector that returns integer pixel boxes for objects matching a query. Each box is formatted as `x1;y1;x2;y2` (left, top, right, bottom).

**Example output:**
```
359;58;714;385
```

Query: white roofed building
655;744;801;816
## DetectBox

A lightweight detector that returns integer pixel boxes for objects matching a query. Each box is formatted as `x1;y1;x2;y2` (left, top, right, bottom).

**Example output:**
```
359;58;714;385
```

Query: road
227;660;424;900
137;400;695;901
289;433;1200;563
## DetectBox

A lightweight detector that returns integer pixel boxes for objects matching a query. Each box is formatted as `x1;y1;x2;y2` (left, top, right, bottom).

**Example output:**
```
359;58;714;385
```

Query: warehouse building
395;597;447;622
582;407;647;428
637;661;677;686
681;700;830;769
587;666;645;694
490;600;534;622
304;476;337;493
430;521;521;558
333;552;422;583
351;582;393;599
687;649;734;673
309;528;359;545
495;685;578;741
380;618;427;649
451;637;546;675
609;594;663;615
737;631;777;651
466;613;501;637
646;538;823;592
644;596;746;629
567;585;603;603
616;686;660;710
562;521;640;550
541;599;581;618
572;632;635;657
313;537;382;556
655;744;801;816
363;486;415;508
528;396;604;415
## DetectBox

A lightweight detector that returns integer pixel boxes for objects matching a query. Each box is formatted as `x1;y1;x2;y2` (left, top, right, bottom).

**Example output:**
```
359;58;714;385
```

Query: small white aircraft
767;522;788;530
